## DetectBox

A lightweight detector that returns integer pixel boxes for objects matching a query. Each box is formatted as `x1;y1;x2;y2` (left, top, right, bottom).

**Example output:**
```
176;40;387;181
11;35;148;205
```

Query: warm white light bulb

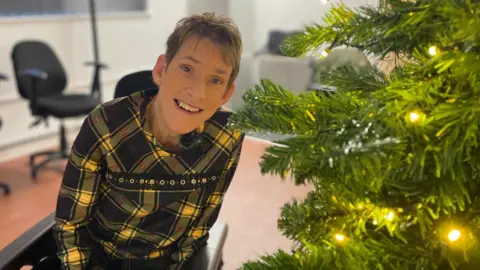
320;50;329;57
409;112;420;122
386;211;395;221
448;229;461;242
335;234;345;242
428;46;438;56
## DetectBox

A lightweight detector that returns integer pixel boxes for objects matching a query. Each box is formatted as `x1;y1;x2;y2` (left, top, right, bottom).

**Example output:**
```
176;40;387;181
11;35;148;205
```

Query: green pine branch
281;0;480;59
231;0;480;269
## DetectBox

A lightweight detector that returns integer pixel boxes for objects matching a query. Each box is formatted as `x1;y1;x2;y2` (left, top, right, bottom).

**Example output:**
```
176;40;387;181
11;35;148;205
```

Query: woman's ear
221;82;236;104
152;54;167;86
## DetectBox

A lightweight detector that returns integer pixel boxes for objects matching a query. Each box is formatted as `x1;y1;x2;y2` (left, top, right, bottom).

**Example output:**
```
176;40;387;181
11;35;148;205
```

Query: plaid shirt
53;88;244;270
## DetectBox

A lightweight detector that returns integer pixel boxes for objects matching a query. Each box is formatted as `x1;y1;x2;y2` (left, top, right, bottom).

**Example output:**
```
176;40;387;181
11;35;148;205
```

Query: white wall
0;0;187;149
0;0;378;152
253;0;379;51
228;0;380;110
187;0;228;17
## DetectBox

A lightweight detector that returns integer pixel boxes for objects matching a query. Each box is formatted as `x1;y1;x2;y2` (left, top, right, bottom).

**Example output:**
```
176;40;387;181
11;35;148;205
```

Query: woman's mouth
174;99;203;114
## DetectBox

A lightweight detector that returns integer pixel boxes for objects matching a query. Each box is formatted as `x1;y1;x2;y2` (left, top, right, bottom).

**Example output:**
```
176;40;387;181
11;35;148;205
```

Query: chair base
30;122;69;180
30;150;69;179
0;182;10;195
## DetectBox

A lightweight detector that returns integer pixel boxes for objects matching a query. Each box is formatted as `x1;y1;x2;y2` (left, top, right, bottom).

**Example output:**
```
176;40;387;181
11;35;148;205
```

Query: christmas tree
228;0;480;269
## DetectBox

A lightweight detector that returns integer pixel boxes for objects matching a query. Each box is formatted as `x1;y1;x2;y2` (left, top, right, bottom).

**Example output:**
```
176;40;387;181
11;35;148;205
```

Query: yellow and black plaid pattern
53;88;244;270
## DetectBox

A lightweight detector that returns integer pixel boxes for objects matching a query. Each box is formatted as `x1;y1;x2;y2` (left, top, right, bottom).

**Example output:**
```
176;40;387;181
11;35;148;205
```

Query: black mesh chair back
11;40;67;100
114;70;156;99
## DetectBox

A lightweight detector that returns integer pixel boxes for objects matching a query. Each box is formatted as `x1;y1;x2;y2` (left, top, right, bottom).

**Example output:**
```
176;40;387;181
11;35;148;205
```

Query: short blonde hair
165;12;242;88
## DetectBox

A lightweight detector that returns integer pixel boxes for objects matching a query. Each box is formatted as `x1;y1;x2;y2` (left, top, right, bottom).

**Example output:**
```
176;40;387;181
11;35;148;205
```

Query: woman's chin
166;122;199;135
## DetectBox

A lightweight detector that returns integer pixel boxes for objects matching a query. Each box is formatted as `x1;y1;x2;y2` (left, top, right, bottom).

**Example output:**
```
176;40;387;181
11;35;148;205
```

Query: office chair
0;73;11;195
114;70;156;98
10;40;106;179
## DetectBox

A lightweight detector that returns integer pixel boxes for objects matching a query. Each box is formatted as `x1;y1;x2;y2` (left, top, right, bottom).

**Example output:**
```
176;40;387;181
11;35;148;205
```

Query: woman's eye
212;78;222;84
181;65;191;72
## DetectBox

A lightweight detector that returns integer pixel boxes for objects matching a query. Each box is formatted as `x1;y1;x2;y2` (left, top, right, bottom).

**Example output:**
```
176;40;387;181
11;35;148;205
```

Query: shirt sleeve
52;107;106;270
170;132;245;269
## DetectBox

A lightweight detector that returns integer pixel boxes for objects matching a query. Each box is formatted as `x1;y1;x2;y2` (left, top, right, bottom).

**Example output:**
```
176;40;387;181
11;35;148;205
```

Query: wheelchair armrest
191;222;228;270
84;61;108;69
0;212;56;270
0;212;228;270
0;73;8;80
18;68;48;81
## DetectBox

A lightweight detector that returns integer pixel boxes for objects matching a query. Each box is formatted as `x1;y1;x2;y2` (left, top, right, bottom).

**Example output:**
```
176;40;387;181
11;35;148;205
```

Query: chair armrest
191;223;229;270
0;212;56;270
84;61;108;69
18;68;48;80
17;68;48;114
0;72;8;80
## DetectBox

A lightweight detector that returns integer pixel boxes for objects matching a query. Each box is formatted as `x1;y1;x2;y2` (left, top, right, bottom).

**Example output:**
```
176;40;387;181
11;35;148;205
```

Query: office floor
0;135;313;270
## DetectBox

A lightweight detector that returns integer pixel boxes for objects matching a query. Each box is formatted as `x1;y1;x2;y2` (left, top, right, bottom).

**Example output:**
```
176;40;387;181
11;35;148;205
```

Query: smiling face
151;36;235;136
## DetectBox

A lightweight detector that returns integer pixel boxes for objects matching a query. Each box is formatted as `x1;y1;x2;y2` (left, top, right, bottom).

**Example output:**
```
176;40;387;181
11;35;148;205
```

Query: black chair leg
30;151;68;179
30;123;69;179
0;182;10;195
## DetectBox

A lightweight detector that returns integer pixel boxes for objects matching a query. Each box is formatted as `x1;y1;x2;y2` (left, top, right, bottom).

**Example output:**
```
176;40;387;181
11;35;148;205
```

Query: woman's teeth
177;100;200;113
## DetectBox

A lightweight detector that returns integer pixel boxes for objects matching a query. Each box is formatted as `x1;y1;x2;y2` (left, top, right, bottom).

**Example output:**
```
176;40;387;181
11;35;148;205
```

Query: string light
335;233;345;242
372;210;394;225
320;50;329;57
448;229;461;242
386;211;395;221
428;46;438;56
409;111;420;123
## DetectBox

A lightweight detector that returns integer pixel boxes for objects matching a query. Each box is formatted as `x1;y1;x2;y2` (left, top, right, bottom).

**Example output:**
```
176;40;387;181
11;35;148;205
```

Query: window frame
0;0;151;23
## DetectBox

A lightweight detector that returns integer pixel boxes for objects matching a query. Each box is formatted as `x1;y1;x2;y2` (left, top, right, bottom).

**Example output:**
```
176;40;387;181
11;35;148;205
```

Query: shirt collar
139;87;158;136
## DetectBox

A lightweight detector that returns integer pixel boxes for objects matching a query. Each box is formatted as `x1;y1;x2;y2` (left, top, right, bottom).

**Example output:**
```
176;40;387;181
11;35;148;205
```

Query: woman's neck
148;98;181;150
